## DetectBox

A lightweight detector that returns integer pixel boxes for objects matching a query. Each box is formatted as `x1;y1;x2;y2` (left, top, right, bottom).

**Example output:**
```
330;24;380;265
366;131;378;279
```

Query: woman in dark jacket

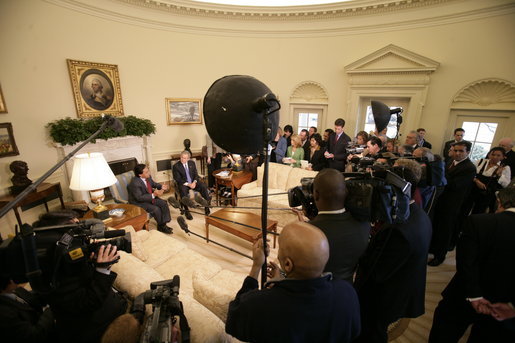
306;133;327;171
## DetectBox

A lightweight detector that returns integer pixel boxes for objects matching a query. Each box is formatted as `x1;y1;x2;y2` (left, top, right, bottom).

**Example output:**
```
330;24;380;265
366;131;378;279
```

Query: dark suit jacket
421;140;432;149
127;176;162;205
310;212;370;282
172;160;200;187
443;140;454;163
307;148;327;171
327;131;351;171
355;203;432;324
443;211;515;304
0;288;55;343
502;150;515;178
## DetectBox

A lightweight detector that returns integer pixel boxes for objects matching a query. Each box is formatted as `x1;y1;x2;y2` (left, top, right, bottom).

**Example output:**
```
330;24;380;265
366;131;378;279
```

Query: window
363;105;402;139
297;112;319;133
461;121;498;161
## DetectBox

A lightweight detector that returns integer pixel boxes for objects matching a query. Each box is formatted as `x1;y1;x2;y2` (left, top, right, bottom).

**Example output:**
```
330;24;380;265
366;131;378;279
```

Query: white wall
0;0;514;236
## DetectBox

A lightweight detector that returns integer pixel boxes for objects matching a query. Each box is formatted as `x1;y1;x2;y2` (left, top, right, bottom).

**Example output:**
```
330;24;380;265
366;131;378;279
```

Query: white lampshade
69;152;117;191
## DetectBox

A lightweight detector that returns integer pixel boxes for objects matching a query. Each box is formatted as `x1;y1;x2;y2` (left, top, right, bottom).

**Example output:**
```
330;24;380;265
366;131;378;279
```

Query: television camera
288;169;412;224
0;219;131;287
134;276;190;343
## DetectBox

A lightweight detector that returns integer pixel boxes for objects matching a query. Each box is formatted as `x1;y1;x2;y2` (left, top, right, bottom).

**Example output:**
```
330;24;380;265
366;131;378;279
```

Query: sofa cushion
179;294;237;343
118;225;148;262
155;249;223;295
112;251;164;298
285;167;318;190
142;230;187;268
255;163;292;190
192;269;247;323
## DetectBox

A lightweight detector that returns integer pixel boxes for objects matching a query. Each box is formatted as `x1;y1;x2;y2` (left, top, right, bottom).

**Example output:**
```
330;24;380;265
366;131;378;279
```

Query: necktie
145;179;155;203
185;164;192;183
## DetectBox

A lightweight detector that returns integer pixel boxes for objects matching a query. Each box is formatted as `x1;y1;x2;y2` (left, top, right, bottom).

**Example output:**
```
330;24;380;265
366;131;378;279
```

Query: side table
0;182;65;227
213;169;252;207
82;203;149;231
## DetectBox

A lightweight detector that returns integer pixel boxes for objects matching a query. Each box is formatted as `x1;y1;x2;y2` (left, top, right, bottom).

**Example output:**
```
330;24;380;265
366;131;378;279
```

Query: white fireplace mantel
55;135;153;202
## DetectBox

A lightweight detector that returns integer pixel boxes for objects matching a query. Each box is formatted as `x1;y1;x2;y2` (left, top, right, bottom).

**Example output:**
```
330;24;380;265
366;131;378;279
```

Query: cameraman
35;211;128;343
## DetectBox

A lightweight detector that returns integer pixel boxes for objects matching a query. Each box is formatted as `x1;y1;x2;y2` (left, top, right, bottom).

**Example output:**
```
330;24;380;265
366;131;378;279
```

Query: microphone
102;114;124;132
194;193;211;207
181;197;200;209
177;216;190;234
252;93;277;112
171;275;180;296
167;197;181;209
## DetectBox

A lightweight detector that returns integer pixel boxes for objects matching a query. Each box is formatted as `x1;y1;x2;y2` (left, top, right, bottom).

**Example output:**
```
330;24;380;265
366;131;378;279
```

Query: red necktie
146;179;155;204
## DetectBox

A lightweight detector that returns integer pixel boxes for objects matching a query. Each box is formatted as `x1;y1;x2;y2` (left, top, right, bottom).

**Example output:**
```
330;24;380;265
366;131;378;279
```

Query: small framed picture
67;59;124;118
0;84;7;113
0;123;19;158
166;98;202;125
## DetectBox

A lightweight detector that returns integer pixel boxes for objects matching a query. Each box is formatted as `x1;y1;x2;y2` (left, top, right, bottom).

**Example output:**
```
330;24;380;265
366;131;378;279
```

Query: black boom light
371;100;403;138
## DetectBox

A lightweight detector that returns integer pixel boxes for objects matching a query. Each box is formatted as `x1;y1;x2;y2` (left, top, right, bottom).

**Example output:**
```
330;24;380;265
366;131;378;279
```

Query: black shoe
158;225;173;234
185;211;193;220
205;207;211;215
428;256;445;267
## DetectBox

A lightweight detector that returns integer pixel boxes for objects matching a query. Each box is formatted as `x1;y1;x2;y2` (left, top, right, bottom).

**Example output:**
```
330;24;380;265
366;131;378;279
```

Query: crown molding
45;0;515;37
290;81;329;103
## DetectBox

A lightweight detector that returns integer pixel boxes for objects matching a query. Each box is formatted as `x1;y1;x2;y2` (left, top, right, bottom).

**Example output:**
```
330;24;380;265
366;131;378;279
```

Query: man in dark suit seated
429;186;515;343
309;168;370;283
354;160;432;343
428;141;476;266
225;221;361;343
128;164;172;234
172;150;211;220
324;118;351;171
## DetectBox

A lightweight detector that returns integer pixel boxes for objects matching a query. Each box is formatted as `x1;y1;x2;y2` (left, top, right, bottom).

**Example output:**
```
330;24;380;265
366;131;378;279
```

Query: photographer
226;222;361;342
309;169;370;283
354;160;432;343
33;211;128;343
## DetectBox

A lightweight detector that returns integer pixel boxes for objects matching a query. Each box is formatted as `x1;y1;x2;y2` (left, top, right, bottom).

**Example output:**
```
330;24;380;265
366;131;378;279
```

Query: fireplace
56;136;152;202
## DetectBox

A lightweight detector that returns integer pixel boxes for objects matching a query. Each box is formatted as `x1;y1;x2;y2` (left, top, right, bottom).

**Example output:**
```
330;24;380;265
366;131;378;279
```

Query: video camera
134;276;190;343
288;169;412;224
0;219;131;286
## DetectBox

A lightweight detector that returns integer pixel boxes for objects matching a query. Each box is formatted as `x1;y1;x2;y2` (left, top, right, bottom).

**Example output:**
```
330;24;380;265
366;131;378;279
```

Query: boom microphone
181;197;199;209
167;197;181;209
177;216;189;234
194;193;210;207
102;114;124;132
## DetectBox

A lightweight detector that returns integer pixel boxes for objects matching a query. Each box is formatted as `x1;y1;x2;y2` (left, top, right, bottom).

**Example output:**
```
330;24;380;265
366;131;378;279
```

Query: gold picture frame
0;123;19;158
166;98;203;125
67;59;124;118
0;84;7;113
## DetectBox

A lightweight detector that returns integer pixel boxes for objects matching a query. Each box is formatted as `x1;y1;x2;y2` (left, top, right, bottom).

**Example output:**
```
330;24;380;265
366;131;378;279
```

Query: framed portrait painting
67;59;124;118
0;84;7;113
0;123;19;158
166;98;202;125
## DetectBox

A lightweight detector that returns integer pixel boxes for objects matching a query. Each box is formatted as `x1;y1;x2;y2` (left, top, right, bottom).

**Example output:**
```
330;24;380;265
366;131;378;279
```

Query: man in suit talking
172;150;211;220
128;164;172;234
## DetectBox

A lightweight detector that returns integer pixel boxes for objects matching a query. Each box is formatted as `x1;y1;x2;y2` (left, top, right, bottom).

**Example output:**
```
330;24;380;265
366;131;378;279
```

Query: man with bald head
309;168;370;283
225;222;361;343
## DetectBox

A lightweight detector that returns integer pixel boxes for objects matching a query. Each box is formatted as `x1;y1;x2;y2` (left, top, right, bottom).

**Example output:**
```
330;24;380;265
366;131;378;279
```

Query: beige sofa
111;226;246;343
237;162;318;226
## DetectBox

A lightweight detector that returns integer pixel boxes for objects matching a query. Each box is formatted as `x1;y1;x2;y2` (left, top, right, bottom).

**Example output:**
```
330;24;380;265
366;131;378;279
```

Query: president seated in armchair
172;150;211;220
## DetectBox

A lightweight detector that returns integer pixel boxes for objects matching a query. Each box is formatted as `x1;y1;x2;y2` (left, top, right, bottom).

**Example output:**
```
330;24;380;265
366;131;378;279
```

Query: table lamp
69;152;117;220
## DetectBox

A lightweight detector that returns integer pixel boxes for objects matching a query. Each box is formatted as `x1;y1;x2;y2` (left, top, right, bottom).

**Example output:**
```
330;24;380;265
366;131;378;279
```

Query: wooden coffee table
205;208;278;248
83;203;149;231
